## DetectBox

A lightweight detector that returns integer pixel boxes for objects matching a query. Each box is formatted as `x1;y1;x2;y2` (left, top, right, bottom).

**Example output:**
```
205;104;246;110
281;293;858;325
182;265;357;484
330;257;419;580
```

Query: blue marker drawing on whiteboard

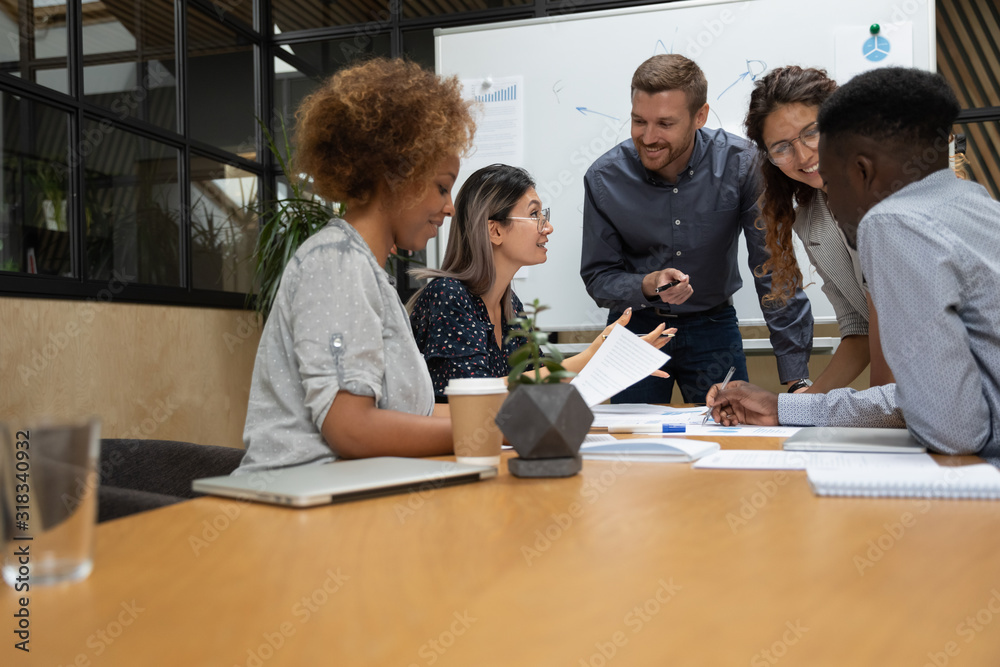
552;80;565;103
576;107;619;121
717;59;767;100
863;35;891;62
652;28;679;56
709;108;724;129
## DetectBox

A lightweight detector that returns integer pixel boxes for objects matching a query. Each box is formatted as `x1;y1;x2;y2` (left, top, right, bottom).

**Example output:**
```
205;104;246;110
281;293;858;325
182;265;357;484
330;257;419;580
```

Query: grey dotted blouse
235;218;435;475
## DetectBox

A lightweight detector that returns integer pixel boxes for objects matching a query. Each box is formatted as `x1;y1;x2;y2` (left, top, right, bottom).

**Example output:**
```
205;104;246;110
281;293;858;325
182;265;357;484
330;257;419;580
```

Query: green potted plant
495;299;594;478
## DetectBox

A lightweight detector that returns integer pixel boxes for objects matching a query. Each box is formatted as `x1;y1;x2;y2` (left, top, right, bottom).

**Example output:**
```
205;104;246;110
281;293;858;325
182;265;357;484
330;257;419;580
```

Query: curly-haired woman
237;59;476;473
744;66;893;394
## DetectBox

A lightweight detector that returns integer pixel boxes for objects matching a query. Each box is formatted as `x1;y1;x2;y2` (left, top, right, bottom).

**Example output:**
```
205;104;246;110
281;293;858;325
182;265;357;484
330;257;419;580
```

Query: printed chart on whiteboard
461;76;524;173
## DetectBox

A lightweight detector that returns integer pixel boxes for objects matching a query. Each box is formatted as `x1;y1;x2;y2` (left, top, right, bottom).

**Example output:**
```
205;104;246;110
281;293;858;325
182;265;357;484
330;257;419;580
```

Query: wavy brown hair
293;58;476;208
744;66;837;306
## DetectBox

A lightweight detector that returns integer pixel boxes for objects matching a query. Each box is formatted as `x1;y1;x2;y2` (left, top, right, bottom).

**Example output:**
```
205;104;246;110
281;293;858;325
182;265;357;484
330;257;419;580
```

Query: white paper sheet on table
692;450;940;471
590;405;708;428
581;438;720;463
591;404;706;415
583;434;618;445
570;325;669;407
683;424;803;437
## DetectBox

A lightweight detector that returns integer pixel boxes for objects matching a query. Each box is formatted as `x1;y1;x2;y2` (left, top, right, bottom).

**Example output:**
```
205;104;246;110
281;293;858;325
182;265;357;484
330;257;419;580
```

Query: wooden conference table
8;433;1000;666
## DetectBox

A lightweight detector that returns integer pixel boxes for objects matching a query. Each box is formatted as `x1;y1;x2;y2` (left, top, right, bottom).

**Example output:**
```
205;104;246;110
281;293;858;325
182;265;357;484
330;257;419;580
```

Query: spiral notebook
807;464;1000;499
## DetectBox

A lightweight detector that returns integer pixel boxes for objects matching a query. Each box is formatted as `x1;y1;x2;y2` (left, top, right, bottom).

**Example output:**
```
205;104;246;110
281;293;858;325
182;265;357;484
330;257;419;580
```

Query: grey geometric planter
495;384;593;477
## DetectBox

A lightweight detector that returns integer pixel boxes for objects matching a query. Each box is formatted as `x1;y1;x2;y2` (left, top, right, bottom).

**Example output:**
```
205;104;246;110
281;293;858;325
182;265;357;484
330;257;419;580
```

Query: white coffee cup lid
444;377;507;395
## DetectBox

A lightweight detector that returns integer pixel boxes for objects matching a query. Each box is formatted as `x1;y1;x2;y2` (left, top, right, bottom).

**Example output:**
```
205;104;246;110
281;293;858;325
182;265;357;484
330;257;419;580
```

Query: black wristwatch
787;379;813;393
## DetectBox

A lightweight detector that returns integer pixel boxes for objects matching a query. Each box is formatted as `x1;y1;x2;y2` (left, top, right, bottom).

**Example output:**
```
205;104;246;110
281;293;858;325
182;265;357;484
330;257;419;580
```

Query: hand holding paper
570;324;670;406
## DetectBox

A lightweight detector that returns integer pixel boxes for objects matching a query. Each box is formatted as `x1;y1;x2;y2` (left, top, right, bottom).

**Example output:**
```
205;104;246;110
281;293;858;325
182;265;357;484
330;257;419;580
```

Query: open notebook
807;464;1000;499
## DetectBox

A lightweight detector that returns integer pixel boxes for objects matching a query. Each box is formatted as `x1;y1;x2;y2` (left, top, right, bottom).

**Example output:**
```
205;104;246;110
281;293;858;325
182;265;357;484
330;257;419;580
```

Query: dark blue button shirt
581;127;813;382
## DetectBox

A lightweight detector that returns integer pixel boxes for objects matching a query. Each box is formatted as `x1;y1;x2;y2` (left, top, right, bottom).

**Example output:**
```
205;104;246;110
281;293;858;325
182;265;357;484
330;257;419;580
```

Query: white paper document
581;438;720;463
570;325;670;407
693;450;939;471
583;434;618;445
683;424;803;438
461;76;524;167
590;404;707;429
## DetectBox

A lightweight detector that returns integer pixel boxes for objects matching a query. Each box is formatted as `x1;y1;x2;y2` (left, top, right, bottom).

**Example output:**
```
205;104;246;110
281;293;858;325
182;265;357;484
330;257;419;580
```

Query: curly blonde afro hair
293;58;476;207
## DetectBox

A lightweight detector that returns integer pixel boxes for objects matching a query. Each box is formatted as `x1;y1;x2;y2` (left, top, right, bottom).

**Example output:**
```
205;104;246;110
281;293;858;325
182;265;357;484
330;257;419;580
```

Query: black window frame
1;0;997;309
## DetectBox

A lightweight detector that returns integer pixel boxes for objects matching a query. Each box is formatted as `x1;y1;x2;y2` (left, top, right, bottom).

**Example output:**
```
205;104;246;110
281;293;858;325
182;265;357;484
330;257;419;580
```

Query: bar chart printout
461;76;524;167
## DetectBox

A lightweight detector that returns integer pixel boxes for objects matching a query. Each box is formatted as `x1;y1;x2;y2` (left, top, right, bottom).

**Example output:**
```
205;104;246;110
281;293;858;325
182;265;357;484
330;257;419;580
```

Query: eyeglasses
767;122;820;166
505;208;551;234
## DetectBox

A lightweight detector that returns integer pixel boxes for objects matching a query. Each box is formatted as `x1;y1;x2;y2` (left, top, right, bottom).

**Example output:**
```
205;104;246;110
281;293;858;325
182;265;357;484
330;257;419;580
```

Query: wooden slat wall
937;0;1000;199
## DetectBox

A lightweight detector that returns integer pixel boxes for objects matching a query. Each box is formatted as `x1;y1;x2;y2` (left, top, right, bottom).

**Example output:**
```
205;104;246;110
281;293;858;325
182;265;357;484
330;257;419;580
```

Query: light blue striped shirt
779;169;1000;463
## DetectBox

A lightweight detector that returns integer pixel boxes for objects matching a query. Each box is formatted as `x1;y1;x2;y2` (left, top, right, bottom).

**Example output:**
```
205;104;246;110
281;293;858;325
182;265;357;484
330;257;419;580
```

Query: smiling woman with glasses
745;66;893;394
407;164;672;401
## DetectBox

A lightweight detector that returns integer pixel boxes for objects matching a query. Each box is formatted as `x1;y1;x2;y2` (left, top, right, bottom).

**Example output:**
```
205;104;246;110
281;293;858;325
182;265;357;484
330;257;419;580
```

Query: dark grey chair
97;439;245;523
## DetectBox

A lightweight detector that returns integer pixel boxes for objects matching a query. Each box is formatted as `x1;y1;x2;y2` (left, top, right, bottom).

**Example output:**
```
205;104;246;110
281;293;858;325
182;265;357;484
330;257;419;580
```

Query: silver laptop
782;427;926;454
192;457;498;507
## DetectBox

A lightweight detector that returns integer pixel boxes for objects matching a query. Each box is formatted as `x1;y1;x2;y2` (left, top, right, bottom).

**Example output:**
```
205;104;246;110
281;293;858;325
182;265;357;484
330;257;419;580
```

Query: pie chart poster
835;22;914;84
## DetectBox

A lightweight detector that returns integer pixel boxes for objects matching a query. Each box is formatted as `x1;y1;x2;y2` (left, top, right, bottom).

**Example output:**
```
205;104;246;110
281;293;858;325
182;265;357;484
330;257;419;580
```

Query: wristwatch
787;379;813;393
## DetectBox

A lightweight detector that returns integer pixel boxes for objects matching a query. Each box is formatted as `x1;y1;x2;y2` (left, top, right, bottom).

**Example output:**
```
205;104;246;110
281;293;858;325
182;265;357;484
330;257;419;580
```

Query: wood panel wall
0;297;261;448
937;0;1000;198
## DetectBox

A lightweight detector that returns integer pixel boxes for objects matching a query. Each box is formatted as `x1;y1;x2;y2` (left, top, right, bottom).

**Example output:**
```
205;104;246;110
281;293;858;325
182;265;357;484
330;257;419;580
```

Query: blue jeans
610;305;749;405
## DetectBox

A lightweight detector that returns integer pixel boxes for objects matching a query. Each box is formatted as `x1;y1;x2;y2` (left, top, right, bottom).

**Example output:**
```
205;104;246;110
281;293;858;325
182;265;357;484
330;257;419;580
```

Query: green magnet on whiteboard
870;24;880;35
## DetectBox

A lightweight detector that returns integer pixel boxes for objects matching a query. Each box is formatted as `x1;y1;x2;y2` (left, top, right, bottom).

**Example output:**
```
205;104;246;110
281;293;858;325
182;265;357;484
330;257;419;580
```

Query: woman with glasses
408;163;672;400
744;66;892;393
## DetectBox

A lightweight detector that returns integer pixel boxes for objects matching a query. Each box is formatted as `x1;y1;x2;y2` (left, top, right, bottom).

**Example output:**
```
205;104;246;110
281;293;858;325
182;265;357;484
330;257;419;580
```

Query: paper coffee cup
445;378;507;466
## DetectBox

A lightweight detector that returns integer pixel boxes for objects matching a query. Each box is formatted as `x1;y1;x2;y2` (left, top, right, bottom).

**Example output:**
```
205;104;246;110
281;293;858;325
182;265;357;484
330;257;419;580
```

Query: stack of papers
591;404;707;429
590;404;802;437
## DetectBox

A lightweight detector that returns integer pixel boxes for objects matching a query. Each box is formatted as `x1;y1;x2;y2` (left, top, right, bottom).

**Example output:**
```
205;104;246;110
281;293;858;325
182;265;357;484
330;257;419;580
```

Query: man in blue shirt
581;54;813;404
707;68;1000;463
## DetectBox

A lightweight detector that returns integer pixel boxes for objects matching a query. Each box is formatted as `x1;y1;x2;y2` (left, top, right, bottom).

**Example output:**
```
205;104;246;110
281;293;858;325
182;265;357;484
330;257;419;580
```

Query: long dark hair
744;66;837;306
408;164;535;321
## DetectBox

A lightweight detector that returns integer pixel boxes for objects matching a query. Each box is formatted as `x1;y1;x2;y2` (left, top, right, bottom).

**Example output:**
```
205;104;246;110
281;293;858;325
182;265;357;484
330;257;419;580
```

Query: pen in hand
654;280;681;293
703;365;736;426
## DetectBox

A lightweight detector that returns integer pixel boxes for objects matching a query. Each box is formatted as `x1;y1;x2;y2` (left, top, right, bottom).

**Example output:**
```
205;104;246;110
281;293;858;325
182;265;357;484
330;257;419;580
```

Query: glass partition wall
1;0;998;308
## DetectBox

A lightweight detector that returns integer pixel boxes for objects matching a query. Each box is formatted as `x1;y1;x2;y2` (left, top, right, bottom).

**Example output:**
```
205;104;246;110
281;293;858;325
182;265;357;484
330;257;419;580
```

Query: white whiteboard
435;0;934;330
